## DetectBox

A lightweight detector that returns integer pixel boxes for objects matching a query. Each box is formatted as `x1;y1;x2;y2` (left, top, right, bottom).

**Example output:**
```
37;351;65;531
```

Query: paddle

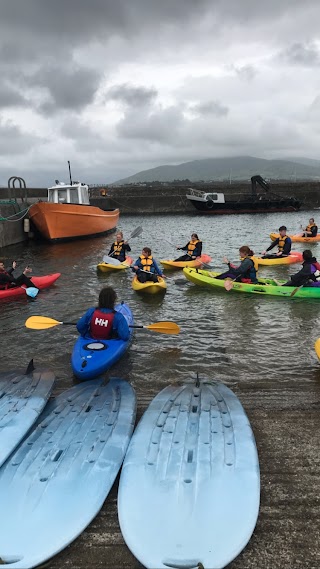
25;287;39;298
25;316;180;335
105;226;143;263
290;285;304;297
224;278;238;291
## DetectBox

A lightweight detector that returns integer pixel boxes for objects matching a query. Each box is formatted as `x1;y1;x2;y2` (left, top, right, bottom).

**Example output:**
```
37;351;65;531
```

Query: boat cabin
48;181;90;205
186;188;226;204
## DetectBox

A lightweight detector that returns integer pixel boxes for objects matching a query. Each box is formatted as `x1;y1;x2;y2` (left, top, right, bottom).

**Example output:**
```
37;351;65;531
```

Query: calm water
2;210;320;398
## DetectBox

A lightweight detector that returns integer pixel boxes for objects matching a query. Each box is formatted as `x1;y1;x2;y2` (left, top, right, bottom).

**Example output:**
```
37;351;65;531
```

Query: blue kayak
71;303;133;381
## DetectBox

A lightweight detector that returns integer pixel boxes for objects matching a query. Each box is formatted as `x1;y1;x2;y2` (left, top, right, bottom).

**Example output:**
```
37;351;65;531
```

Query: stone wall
0;203;28;249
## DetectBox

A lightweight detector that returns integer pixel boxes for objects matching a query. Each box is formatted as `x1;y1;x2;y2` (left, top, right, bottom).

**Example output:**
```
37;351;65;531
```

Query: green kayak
182;268;320;298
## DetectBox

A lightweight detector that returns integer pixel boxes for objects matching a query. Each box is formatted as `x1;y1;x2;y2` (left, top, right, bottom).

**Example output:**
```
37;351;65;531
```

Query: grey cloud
280;42;320;66
108;84;157;107
26;65;102;114
0;84;28;108
0;119;42;155
191;101;229;117
117;106;184;142
234;65;257;81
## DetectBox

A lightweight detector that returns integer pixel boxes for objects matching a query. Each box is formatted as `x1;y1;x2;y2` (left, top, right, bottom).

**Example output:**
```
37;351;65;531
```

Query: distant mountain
113;156;320;185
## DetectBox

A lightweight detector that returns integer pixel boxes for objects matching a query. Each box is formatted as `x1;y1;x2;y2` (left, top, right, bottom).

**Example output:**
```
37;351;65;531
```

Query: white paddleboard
118;380;260;569
0;377;136;569
0;364;55;467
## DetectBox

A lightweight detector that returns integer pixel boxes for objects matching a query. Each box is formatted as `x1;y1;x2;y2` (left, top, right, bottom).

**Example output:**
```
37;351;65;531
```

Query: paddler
300;218;318;238
133;247;164;283
262;226;291;258
281;250;320;287
76;286;130;340
0;259;36;290
215;246;258;283
174;233;202;261
108;231;131;262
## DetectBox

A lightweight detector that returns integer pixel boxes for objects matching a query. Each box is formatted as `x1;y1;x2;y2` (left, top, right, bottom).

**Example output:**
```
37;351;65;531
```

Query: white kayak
0;377;136;569
0;362;55;468
118;379;260;569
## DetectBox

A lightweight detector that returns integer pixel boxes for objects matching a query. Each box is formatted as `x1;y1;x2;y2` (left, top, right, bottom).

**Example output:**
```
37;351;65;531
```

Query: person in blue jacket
133;247;164;283
76;286;130;341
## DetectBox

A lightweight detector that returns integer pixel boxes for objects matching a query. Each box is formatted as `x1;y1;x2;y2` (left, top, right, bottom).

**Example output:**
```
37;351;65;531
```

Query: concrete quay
47;378;320;569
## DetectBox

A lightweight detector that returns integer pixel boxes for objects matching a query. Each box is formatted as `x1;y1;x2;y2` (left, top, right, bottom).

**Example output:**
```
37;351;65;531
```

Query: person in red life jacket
76;286;130;340
133;247;164;283
215;246;258;283
261;226;292;258
300;218;318;238
107;231;131;262
281;250;320;287
174;233;202;261
0;259;36;290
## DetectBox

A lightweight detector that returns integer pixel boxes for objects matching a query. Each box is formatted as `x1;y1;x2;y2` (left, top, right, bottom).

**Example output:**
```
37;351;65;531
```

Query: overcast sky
1;0;320;186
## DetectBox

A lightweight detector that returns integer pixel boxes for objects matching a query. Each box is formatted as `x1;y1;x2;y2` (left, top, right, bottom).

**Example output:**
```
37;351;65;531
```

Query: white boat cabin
186;188;225;203
48;181;90;205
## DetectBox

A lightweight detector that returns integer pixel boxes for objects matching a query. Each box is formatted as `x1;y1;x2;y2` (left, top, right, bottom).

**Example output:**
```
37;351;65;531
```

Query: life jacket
278;235;289;252
239;257;258;282
306;223;316;232
139;255;153;271
187;240;200;256
89;309;115;340
113;240;124;258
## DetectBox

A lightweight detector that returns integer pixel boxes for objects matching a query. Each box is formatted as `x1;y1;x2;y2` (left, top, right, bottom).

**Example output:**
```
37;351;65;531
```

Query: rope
0;205;31;222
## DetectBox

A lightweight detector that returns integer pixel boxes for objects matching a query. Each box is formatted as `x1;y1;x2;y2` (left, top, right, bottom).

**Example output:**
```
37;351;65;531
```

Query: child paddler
108;231;131;262
215;246;258;283
133;247;164;283
174;233;202;261
282;250;320;287
262;226;291;258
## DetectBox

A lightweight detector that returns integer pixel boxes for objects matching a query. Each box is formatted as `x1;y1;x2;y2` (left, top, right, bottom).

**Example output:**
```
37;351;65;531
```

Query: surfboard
0;377;136;569
0;362;55;468
118;380;260;569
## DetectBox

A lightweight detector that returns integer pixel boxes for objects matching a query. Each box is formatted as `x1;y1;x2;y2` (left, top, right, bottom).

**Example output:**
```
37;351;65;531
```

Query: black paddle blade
25;359;35;375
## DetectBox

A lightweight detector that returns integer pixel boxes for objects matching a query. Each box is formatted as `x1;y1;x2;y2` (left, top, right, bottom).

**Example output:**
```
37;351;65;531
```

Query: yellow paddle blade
25;316;62;330
144;321;180;335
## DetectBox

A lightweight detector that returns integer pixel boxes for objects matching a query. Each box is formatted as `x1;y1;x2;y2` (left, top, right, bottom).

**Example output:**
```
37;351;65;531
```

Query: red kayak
0;273;61;300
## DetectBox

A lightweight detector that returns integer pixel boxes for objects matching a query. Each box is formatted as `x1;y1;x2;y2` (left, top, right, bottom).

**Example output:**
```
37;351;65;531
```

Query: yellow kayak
315;338;320;361
253;252;303;266
97;256;133;273
131;275;167;294
160;254;212;270
270;232;320;243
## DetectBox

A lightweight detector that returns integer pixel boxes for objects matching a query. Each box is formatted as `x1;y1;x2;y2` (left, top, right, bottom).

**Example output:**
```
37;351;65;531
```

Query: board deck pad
118;380;260;569
0;377;136;568
0;367;55;467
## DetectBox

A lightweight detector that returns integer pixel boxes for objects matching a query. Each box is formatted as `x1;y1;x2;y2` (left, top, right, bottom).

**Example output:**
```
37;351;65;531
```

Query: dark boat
186;175;301;214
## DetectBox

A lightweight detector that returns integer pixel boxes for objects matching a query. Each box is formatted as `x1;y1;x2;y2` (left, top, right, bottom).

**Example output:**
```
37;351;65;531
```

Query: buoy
24;218;30;232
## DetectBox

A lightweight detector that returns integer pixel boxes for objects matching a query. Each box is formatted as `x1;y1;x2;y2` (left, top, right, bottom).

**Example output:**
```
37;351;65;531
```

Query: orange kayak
160;254;212;270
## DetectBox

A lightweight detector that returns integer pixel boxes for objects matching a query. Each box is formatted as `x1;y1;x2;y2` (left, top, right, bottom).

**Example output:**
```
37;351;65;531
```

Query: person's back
76;287;130;341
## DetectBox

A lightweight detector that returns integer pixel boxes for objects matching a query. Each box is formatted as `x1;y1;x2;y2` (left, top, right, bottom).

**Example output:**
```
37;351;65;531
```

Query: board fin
25;359;35;375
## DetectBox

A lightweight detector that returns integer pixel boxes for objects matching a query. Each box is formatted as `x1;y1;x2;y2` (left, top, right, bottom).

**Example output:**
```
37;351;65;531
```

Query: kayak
132;275;167;294
183;267;320;298
315;338;320;360
97;256;133;272
71;303;134;381
270;232;320;243
253;251;303;266
0;273;61;300
160;254;212;270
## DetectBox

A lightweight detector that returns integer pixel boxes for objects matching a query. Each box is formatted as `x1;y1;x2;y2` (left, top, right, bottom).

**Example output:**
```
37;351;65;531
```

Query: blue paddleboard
0;377;136;569
71;302;133;380
0;364;55;467
118;380;260;569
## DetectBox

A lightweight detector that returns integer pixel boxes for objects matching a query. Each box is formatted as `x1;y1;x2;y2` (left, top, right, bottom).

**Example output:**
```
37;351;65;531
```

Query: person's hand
24;266;32;274
176;246;180;250
124;240;128;244
261;251;266;256
223;256;229;264
133;265;138;270
161;274;166;279
12;260;17;269
276;252;282;257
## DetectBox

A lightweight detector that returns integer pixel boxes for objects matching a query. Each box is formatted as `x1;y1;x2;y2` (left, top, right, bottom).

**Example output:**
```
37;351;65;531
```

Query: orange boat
29;181;119;242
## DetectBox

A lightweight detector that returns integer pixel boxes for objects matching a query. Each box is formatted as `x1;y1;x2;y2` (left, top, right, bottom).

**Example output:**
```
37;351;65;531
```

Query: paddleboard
118;379;260;569
0;362;55;467
0;377;136;569
71;302;134;381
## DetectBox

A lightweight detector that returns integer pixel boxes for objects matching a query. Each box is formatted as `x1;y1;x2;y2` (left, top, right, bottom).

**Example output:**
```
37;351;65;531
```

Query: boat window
208;194;218;201
57;190;68;203
69;189;79;204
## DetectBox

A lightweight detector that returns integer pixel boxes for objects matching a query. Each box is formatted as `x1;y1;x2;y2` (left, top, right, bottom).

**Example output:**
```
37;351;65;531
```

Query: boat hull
29;202;119;241
183;268;320;298
188;197;301;214
132;275;167;294
160;254;212;270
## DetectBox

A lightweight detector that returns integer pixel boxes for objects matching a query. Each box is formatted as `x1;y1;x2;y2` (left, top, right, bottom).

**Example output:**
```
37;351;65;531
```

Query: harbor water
1;209;320;568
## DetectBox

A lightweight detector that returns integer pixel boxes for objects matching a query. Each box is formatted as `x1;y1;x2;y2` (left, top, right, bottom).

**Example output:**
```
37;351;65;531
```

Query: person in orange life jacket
300;218;318;238
108;231;131;262
76;286;130;341
261;226;291;258
174;233;202;261
281;250;320;287
133;247;164;283
215;246;258;283
0;259;35;290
